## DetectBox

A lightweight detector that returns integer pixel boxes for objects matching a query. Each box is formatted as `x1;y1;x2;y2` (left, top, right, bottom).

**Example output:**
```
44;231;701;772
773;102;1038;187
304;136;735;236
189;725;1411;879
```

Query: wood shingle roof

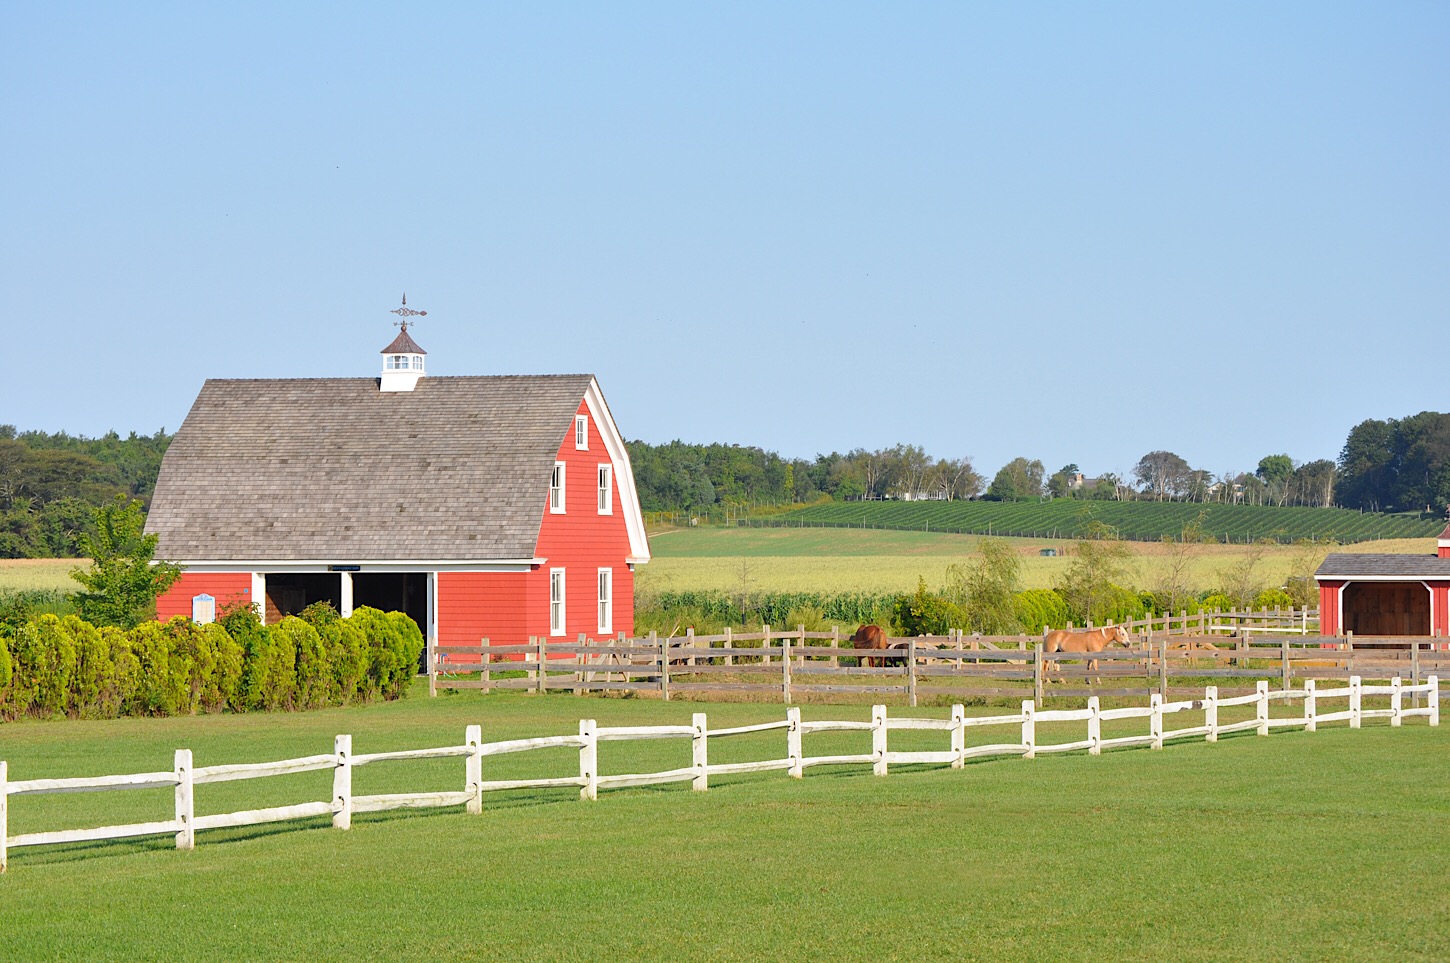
1314;553;1450;578
146;374;596;562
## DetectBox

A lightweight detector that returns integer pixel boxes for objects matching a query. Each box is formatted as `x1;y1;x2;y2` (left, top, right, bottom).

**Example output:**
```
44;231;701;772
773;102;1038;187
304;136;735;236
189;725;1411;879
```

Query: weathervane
390;293;427;331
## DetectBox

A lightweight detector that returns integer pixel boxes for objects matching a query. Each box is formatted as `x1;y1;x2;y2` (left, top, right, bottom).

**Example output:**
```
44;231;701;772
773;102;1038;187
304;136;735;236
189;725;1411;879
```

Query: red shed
1314;524;1450;637
145;321;650;651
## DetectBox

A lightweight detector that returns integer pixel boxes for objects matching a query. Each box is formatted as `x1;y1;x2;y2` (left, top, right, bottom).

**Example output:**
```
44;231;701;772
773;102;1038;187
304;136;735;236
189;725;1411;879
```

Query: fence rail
430;612;1450;706
2;675;1436;872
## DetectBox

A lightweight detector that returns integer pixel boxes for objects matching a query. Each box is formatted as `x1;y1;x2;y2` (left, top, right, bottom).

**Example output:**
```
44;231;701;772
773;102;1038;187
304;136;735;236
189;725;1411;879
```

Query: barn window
575;415;588;450
550;462;566;513
598;568;612;633
550;569;566;636
597;465;612;514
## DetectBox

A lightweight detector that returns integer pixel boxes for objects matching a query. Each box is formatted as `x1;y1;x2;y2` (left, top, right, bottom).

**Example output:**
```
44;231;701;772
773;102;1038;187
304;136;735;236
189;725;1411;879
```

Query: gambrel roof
146;374;649;563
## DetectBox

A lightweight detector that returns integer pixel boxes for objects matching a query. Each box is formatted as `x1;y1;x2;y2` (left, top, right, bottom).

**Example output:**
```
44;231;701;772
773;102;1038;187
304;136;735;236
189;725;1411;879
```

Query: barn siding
436;571;531;648
156;572;253;621
531;400;637;641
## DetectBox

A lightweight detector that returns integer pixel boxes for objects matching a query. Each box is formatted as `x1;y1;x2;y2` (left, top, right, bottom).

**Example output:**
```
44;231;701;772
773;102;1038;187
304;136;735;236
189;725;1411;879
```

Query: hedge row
0;604;424;721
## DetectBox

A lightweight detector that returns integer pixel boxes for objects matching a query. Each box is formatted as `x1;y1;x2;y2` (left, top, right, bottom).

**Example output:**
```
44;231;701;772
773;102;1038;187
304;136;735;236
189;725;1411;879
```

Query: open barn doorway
264;573;342;623
1342;582;1430;636
352;572;429;640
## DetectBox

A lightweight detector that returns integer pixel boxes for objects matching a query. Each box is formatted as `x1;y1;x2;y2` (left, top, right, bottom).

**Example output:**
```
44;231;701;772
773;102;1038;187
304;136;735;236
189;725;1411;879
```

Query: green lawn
2;685;1447;961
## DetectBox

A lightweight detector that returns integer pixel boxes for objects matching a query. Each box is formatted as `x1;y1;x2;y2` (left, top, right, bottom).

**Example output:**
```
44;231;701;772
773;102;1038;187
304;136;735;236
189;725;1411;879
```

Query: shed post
333;734;353;828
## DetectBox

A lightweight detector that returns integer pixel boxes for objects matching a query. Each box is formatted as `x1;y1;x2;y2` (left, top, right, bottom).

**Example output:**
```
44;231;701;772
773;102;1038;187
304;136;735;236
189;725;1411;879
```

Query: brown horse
1043;624;1132;675
849;624;890;667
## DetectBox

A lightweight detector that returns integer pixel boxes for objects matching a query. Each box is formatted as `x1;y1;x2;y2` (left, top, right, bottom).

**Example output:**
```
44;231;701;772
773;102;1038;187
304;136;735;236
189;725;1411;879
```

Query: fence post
782;637;792;705
831;626;840;669
465;725;483;815
1150;693;1163;750
654;631;669;702
481;637;491;693
1304;679;1317;732
1256;681;1270;736
1429;675;1440;726
762;624;772;666
872;705;888;776
575;633;588;695
1021;700;1036;759
1391;676;1403;727
1281;645;1291;694
907;640;918;708
1350;675;1362;729
536;636;548;695
333;734;353;828
1412;643;1421;710
1;760;7;874
724;626;733;667
787;707;803;778
1205;686;1219;743
579;719;598;801
1159;639;1168;700
174;749;195;851
951;704;965;769
692;713;708;791
686;627;696;668
1088;696;1102;756
1034;642;1044;707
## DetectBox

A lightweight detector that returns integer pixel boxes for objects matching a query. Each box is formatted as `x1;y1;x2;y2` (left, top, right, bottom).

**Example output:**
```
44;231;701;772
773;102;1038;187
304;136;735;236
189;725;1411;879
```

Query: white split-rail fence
0;675;1437;872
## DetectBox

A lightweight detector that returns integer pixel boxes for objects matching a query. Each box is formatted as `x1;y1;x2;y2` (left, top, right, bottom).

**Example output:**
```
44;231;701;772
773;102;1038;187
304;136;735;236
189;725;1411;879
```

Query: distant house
145;320;650;650
1314;525;1450;636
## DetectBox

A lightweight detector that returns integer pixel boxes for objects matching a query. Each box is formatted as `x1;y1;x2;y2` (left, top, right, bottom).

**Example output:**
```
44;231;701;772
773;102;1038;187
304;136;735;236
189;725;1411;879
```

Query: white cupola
380;295;428;392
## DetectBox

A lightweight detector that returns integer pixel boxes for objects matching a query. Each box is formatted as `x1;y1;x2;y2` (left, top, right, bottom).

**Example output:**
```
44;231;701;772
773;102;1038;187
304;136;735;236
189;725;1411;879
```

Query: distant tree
1337;418;1396;511
1133;451;1192;501
1293;459;1337;508
70;495;181;628
986;457;1045;501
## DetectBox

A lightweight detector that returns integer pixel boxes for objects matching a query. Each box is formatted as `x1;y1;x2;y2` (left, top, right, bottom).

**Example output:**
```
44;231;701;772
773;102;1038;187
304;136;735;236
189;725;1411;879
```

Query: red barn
1314;524;1450;637
145;322;650;651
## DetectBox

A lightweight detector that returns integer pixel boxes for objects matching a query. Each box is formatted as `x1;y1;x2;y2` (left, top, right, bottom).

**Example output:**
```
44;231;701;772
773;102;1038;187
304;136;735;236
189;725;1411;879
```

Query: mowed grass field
640;525;1438;596
2;686;1448;961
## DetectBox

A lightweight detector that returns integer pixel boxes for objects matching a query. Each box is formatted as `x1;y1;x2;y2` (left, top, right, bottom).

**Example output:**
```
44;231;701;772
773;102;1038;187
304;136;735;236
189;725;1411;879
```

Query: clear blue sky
3;3;1446;485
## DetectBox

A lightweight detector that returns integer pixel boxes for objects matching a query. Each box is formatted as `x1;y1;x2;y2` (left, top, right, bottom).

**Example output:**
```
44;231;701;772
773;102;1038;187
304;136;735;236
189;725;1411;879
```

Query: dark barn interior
1342;582;1429;636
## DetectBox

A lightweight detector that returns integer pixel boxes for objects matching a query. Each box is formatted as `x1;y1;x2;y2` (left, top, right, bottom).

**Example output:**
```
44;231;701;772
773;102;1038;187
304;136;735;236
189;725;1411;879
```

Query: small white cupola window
379;294;428;393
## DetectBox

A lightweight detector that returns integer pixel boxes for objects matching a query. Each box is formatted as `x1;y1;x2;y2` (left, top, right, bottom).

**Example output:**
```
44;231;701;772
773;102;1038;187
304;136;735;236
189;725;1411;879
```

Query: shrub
9;615;77;718
1254;588;1296;611
272;616;331;710
301;603;368;704
126;620;191;716
1013;589;1070;634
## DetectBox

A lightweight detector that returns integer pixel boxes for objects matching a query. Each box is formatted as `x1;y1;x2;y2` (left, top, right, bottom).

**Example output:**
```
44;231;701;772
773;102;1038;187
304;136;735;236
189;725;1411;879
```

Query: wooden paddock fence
2;675;1436;872
429;615;1450;708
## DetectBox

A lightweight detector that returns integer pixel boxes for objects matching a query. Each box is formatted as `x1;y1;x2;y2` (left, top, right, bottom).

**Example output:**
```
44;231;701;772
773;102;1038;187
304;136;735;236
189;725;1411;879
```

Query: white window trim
597;464;613;515
550;568;566;636
598;567;612;634
550;462;566;514
575;415;589;450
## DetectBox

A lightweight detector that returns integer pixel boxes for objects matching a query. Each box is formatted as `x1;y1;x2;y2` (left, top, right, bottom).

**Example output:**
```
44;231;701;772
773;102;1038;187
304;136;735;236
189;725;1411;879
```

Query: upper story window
550;462;566;513
597;464;612;514
575;415;589;450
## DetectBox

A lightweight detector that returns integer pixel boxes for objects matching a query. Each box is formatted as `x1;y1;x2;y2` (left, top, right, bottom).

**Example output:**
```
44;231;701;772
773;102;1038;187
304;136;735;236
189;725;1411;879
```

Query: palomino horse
1043;624;1132;677
849;624;890;668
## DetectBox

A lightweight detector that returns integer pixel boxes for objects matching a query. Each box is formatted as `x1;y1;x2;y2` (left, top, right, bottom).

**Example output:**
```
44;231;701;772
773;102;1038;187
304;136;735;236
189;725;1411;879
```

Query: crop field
642;526;1436;596
1;686;1446;961
762;500;1445;544
0;559;82;594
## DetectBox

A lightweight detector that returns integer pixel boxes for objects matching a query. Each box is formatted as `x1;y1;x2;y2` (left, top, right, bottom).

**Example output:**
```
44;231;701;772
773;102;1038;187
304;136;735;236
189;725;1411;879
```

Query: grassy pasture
642;526;1437;596
2;686;1447;961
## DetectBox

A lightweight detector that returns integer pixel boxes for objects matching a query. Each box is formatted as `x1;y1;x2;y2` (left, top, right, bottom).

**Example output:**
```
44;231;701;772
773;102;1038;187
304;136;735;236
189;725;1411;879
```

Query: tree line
0;426;171;558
